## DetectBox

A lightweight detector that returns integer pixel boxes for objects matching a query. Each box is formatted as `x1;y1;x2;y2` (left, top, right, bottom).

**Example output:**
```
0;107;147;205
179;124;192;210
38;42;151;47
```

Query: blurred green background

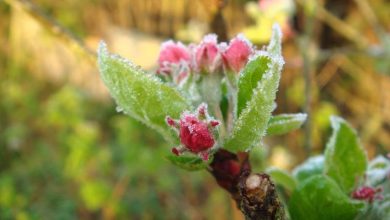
1;0;389;219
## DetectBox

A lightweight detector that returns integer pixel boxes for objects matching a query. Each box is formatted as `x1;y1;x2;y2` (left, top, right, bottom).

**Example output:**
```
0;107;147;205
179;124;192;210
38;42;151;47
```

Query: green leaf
267;24;283;56
324;116;368;193
266;113;307;136
224;25;284;152
166;155;210;171
98;42;190;142
292;155;324;183
289;175;364;220
266;167;297;192
237;54;271;116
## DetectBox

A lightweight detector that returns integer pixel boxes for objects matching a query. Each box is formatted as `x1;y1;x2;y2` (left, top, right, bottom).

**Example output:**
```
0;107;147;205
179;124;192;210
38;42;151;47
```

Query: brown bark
209;149;285;220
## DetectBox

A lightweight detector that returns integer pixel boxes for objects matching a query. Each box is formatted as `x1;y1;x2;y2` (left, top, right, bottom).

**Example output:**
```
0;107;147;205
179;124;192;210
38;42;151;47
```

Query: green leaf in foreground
266;113;307;136
289;175;364;220
292;155;324;183
237;54;270;116
224;25;284;152
324;116;368;193
266;167;297;192
166;155;210;171
98;42;190;143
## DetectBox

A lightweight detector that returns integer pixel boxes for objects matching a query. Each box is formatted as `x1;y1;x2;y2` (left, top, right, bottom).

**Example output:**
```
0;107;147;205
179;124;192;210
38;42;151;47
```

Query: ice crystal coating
167;103;220;161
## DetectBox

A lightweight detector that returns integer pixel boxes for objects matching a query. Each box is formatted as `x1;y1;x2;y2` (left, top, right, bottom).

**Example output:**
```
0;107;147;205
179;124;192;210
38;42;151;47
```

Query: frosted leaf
98;41;191;143
224;55;284;152
223;25;284;152
236;53;271;117
166;154;211;171
266;113;307;135
289;175;364;220
324;116;368;193
292;155;325;183
267;24;283;57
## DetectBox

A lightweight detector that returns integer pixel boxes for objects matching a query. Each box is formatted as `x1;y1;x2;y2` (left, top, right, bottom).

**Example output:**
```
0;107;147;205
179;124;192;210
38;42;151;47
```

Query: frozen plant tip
166;103;220;161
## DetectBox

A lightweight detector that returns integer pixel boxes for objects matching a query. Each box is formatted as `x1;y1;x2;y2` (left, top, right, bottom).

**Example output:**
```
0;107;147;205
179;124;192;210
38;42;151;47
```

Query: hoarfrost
201;34;218;43
269;113;307;126
267;24;283;56
116;106;124;113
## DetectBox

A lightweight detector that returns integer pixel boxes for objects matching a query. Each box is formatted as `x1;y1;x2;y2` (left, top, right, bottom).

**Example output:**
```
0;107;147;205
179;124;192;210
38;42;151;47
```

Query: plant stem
238;173;285;220
209;149;286;220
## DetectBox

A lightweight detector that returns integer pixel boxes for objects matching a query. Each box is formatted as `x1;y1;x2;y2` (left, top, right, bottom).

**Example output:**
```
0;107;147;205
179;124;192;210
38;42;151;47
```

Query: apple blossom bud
179;114;215;153
166;103;220;160
222;34;253;73
195;34;222;73
157;41;191;75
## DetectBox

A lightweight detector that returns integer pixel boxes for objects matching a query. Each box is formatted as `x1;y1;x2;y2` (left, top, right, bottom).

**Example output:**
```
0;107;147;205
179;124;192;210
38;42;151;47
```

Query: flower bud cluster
157;34;254;83
160;34;256;160
166;103;219;161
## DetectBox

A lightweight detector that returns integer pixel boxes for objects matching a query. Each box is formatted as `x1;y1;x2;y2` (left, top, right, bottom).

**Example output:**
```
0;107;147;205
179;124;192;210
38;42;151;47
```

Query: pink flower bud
179;114;215;153
352;186;383;203
157;41;191;75
166;103;220;160
222;34;253;73
195;34;222;73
